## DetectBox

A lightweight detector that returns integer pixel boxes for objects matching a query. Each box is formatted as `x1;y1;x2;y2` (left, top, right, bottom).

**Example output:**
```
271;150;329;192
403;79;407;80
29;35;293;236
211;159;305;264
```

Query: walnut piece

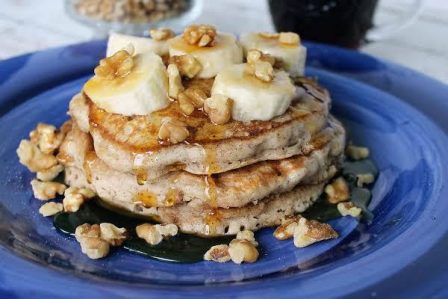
75;224;110;259
169;54;202;78
75;223;101;242
273;216;301;240
80;237;110;259
158;117;189;144
136;223;162;245
356;173;375;187
204;94;233;125
94;49;134;80
136;223;178;245
38;202;63;217
31;179;66;201
228;239;259;264
346;145;370;160
29;123;65;154
245;50;275;82
17;140;58;172
36;164;64;182
278;32;300;46
246;49;275;66
293;217;338;248
167;63;184;99
99;223;127;246
204;244;231;263
258;32;280;39
63;187;96;212
254;61;274;82
236;230;258;247
337;202;362;218
156;223;178;237
178;87;207;115
257;32;300;46
149;28;175;41
325;177;350;204
183;24;217;47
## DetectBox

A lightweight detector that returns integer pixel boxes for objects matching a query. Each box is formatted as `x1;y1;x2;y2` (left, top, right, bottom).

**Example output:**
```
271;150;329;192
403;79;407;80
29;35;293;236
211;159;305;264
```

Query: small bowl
65;0;203;37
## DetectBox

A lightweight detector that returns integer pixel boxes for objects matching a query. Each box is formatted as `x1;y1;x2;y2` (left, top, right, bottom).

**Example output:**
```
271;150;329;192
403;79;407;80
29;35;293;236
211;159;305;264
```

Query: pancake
69;78;331;180
61;116;344;209
65;163;326;236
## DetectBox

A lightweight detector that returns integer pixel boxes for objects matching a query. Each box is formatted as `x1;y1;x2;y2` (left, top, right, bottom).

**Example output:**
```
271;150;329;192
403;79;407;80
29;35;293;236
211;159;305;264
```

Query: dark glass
268;0;379;48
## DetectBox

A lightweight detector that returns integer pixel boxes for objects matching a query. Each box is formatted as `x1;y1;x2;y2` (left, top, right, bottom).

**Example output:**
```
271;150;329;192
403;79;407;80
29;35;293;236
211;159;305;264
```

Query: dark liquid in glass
268;0;379;48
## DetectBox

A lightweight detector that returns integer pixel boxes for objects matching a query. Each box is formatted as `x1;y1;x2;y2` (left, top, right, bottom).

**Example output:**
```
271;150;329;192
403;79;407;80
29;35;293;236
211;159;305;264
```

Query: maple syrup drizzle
204;209;222;236
203;144;221;234
133;153;148;185
82;151;96;184
164;188;179;207
133;191;158;208
203;144;220;208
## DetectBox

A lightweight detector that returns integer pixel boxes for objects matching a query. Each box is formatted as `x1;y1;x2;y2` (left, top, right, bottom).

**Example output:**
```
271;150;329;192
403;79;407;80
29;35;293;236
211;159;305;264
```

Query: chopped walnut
236;230;258;247
136;223;162;245
293;217;338;248
36;164;64;182
228;239;259;264
156;223;178;237
135;223;178;245
254;61;274;82
29;123;65;154
204;94;233;125
273;216;301;240
346;145;370;160
325;177;350;204
245;49;275;82
246;49;275;66
38;202;63;217
75;223;101;242
17;140;58;172
75;224;109;259
204;244;231;263
183;24;217;47
178;87;207;115
167;63;184;99
258;32;279;39
99;223;127;246
279;32;300;46
94;49;134;80
169;54;202;78
31;179;66;201
149;28;175;41
356;173;375;187
337;202;362;218
79;237;110;259
63;187;96;212
158;117;189;144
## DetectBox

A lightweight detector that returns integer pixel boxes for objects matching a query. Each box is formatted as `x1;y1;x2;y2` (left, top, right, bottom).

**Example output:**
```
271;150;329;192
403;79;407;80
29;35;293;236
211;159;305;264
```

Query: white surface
0;0;447;83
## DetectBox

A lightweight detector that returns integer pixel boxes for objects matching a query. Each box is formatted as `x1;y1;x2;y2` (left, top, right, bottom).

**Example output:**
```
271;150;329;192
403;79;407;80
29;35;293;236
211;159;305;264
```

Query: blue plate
0;41;447;298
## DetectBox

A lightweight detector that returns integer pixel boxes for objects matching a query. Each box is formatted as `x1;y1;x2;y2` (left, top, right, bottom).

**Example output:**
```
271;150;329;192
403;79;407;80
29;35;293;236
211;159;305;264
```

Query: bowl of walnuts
65;0;203;36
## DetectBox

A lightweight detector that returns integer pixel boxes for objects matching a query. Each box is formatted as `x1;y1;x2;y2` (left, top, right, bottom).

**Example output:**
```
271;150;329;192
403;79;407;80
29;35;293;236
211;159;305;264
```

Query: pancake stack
59;26;346;236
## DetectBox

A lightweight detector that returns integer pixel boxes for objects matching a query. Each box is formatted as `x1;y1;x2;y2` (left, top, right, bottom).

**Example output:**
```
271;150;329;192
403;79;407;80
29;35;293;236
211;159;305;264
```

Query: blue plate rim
0;40;447;299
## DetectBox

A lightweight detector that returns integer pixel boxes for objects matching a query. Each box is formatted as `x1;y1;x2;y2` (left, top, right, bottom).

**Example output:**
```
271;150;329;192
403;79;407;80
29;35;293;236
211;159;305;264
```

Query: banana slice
84;52;169;116
168;32;243;79
212;64;295;122
240;32;307;77
107;32;169;57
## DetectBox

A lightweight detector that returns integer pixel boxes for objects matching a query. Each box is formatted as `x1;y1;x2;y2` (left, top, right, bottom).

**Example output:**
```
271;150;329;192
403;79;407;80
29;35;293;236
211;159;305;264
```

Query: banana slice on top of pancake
168;24;243;79
212;63;295;122
106;30;174;57
240;32;307;77
83;49;169;116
